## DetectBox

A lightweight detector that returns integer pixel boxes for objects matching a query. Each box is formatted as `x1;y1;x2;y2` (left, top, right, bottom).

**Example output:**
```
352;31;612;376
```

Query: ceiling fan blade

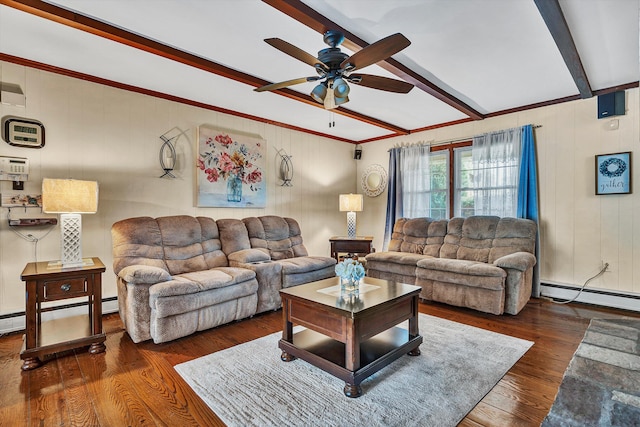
340;33;411;72
254;77;315;92
349;74;414;93
265;38;328;70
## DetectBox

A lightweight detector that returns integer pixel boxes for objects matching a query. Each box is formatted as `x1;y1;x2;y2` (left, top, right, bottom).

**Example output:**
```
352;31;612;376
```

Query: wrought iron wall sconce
159;127;188;178
276;148;293;186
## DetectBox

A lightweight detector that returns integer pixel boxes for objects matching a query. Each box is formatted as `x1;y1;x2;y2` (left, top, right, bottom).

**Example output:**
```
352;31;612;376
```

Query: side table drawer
44;277;87;300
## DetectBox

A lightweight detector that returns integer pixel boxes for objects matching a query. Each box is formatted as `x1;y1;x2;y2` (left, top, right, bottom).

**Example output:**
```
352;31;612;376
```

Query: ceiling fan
254;30;414;109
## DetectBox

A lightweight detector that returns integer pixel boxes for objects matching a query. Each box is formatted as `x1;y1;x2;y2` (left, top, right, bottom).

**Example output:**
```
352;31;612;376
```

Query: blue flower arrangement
335;258;365;284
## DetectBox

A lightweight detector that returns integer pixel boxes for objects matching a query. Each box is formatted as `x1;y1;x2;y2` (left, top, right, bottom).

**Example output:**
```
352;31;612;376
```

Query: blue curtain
383;148;403;250
517;124;541;297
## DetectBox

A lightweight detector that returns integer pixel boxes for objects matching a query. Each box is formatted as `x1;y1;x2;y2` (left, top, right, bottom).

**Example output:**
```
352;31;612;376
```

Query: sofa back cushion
488;217;536;263
217;218;252;254
111;215;229;277
457;216;500;262
112;216;168;275
389;217;447;256
156;216;227;275
243;216;309;260
439;216;536;262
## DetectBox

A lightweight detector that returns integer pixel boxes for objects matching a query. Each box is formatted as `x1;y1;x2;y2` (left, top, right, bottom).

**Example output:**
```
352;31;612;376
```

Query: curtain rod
390;124;543;150
428;124;543;147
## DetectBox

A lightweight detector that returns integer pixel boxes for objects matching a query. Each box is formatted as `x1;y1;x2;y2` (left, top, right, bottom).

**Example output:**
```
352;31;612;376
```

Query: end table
19;257;106;371
329;236;374;262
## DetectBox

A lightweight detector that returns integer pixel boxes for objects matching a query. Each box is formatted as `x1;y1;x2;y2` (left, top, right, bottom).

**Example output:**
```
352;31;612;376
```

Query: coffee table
279;276;422;398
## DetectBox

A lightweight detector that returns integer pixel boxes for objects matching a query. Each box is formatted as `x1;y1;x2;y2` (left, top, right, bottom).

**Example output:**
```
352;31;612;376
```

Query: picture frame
595;151;632;195
196;125;266;208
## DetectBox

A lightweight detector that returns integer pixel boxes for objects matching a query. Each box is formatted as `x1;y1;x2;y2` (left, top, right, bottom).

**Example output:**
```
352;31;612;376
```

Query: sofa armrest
228;248;271;264
118;265;171;284
493;252;536;272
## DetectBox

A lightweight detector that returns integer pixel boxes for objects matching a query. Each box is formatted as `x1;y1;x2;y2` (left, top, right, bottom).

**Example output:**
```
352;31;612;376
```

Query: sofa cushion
156;216;210;275
489;217;536;262
388;217;447;256
366;251;431;278
277;256;335;275
244;216;309;259
456;216;500;262
111;216;168;275
149;275;258;318
416;258;505;290
217;218;253;254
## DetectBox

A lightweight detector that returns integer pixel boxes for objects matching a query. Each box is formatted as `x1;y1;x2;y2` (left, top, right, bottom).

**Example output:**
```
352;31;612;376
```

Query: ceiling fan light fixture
334;95;349;106
333;78;350;98
311;83;327;103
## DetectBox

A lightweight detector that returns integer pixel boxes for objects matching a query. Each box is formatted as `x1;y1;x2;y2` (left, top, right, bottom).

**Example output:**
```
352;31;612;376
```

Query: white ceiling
0;0;638;143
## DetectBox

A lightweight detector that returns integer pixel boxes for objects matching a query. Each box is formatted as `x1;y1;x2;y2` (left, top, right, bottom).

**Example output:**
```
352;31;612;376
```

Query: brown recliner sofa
111;215;336;343
365;216;537;315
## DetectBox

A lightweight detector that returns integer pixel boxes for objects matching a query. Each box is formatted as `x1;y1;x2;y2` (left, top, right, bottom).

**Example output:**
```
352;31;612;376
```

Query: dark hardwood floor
1;298;638;426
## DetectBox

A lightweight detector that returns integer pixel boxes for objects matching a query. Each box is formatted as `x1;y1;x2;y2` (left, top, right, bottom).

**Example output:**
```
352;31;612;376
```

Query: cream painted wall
356;88;640;297
0;61;358;316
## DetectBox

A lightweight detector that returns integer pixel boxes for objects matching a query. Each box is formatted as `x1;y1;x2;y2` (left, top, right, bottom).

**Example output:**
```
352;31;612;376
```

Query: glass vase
226;173;242;202
340;277;359;293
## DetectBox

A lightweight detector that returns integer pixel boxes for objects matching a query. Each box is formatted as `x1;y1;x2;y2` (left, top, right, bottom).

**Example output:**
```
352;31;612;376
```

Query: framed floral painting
197;126;266;207
595;151;632;195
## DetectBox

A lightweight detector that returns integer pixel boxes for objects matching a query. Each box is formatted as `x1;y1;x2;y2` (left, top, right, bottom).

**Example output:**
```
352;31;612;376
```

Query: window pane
454;147;474;217
403;150;449;219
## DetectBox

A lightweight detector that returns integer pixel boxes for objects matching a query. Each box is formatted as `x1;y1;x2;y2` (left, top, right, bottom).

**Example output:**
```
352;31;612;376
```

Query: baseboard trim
541;282;640;313
0;298;119;335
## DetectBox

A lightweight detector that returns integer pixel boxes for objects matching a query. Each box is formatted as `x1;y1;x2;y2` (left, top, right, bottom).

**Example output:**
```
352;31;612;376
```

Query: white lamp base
60;213;83;268
346;211;357;239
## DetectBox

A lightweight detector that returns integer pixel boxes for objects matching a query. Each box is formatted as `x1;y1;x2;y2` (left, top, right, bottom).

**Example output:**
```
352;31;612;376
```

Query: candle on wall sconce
158;127;188;178
275;148;293;186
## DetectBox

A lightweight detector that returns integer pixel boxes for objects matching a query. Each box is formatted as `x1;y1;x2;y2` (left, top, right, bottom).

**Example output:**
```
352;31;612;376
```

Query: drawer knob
60;283;71;292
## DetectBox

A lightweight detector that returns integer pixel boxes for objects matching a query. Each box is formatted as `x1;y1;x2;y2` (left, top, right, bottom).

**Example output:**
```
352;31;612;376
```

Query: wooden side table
330;236;374;262
19;257;106;371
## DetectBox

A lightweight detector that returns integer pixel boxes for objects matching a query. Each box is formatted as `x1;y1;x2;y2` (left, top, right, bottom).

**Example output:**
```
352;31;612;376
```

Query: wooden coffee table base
280;327;421;397
279;278;423;398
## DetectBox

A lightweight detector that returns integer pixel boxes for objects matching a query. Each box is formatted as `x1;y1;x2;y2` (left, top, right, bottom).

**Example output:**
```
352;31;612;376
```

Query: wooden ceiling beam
263;0;485;120
534;0;593;98
0;0;408;135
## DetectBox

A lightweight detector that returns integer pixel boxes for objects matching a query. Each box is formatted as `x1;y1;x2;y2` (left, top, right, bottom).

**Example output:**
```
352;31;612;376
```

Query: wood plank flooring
1;298;638;426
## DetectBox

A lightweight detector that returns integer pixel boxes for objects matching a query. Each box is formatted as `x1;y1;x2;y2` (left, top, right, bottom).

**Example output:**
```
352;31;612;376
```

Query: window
403;151;449;219
405;138;518;219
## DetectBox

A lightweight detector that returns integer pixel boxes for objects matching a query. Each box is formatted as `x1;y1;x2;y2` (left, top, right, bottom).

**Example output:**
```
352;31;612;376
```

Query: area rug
542;318;640;427
175;314;532;427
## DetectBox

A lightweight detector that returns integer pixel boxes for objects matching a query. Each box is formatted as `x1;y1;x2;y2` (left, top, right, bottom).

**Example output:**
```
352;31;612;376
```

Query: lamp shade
42;178;99;214
339;193;363;212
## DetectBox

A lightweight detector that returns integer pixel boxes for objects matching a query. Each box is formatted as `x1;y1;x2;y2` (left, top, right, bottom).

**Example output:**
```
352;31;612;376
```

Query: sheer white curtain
471;127;522;217
400;144;431;218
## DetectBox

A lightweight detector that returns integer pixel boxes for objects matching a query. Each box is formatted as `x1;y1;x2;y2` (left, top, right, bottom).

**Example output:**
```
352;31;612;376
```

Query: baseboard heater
541;282;640;313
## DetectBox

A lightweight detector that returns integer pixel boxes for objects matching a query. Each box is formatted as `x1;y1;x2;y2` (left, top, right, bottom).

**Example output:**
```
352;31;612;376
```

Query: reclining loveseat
111;215;336;343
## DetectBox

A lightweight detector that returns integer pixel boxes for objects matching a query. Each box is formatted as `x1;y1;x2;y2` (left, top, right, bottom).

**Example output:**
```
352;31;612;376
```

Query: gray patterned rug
175;314;532;427
542;318;640;427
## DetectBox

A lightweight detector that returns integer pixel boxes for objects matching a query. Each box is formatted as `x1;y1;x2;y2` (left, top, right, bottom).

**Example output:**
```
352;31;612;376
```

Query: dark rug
542;318;640;427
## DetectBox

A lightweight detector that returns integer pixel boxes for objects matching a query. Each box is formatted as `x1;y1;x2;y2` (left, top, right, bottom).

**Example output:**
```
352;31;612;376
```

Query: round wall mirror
361;164;387;197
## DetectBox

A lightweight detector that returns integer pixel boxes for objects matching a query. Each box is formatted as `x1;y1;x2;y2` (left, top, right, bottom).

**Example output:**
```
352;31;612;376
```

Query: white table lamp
42;178;99;268
339;193;363;239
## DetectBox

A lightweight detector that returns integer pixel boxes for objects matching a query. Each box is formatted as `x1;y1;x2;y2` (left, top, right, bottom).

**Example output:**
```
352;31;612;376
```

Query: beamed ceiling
0;0;638;144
